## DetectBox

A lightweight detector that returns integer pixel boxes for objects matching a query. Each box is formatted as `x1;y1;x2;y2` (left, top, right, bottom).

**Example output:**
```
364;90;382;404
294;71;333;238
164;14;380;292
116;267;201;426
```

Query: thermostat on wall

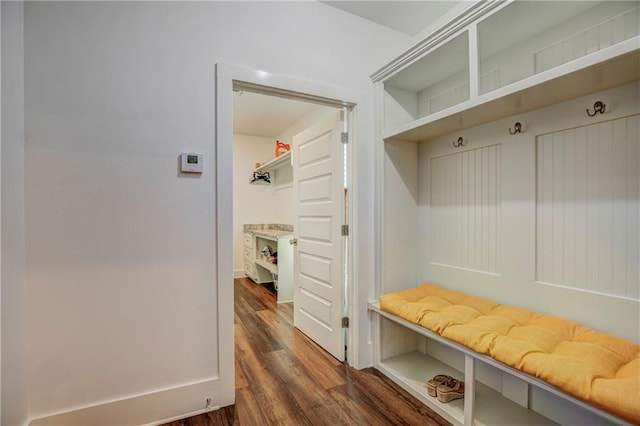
180;153;204;173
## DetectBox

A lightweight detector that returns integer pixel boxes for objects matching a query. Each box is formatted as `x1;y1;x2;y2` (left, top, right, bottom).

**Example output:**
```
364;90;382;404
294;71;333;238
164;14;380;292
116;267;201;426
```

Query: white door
292;111;345;362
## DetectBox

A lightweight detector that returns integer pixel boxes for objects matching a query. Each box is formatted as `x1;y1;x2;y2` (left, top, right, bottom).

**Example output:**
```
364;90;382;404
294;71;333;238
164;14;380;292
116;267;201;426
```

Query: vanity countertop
244;224;293;239
252;229;293;239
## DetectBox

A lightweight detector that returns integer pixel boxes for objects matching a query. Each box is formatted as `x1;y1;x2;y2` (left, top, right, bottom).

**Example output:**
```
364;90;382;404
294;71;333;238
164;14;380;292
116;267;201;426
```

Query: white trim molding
29;378;221;426
215;63;369;368
370;1;503;83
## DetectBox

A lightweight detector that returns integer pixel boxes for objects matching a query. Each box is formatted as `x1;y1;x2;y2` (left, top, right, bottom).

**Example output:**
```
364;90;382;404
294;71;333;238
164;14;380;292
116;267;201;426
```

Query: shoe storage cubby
373;305;560;426
371;303;623;426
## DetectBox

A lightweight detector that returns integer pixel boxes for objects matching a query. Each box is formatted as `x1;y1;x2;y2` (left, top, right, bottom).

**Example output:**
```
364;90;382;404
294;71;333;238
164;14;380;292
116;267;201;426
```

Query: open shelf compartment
380;351;558;426
377;0;639;143
383;31;470;133
478;1;640;95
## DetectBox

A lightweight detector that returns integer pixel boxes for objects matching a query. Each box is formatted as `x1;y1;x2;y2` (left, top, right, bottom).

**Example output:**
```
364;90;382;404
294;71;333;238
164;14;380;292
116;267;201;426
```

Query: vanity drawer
243;233;253;248
244;259;253;272
245;263;257;281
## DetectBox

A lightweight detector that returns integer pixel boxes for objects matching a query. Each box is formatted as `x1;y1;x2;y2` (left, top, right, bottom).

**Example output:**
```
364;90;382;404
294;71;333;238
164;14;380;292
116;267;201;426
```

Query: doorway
216;64;359;383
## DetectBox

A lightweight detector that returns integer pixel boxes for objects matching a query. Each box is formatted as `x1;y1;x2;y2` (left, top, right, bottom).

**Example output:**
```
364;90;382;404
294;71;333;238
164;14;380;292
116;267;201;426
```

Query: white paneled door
292;111;345;362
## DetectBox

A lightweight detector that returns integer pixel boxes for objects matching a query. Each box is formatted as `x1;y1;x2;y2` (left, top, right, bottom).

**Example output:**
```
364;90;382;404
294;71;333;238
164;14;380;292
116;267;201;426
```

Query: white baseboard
29;377;232;426
233;269;246;278
143;407;218;426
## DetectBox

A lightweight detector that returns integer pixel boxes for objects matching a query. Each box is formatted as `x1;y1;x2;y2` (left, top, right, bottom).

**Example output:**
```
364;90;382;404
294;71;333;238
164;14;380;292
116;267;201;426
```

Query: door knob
289;238;298;246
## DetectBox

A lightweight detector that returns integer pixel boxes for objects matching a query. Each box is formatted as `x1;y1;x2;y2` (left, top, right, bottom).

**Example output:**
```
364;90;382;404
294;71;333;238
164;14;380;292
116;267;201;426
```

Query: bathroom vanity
243;224;294;303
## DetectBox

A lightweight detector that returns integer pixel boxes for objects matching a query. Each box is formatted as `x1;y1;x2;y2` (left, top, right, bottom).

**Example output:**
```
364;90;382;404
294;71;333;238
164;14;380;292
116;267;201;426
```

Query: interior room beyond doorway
232;84;351;362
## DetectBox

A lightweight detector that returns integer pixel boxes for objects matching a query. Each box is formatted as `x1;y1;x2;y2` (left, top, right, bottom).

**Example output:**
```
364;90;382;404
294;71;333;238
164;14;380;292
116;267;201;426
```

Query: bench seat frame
369;301;632;426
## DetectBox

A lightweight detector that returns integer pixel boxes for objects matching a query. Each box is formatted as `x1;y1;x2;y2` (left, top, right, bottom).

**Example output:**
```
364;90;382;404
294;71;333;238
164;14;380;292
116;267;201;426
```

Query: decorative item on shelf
250;171;270;185
260;245;272;260
509;122;523;134
275;140;290;157
586;101;606;117
453;136;465;148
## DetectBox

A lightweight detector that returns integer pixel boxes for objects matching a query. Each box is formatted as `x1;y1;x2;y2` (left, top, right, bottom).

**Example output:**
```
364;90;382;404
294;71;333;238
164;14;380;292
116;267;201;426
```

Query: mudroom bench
368;283;639;426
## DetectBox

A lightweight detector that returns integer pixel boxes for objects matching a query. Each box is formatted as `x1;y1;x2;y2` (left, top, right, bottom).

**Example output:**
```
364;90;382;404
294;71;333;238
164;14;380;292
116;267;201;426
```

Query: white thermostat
180;153;204;173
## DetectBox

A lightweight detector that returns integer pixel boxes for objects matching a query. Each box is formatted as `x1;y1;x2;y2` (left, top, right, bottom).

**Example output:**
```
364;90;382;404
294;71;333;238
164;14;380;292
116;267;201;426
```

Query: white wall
233;134;279;276
22;1;409;423
1;1;28;424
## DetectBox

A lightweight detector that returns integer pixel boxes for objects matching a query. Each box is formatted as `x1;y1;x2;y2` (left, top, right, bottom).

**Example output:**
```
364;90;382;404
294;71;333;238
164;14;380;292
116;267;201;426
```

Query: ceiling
233;90;322;137
322;1;462;36
233;1;462;138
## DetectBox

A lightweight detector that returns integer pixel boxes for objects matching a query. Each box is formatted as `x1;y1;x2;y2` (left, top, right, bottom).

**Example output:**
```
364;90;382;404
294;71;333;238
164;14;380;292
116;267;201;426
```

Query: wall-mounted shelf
255;151;291;173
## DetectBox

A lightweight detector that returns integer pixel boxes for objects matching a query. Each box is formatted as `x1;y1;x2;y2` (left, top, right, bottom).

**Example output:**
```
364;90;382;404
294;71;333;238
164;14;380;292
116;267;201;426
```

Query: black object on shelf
250;171;271;184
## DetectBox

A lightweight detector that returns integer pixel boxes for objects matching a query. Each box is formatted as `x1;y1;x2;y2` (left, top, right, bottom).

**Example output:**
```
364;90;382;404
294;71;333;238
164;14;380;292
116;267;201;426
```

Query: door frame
215;63;365;398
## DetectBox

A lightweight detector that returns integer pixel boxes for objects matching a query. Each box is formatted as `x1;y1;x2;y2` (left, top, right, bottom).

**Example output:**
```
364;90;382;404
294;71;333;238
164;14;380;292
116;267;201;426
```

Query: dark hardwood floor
162;278;450;426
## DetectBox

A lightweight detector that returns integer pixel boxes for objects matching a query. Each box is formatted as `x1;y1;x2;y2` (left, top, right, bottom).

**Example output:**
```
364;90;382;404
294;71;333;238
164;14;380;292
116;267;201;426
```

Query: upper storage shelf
254;150;291;173
478;1;639;95
251;150;293;186
375;0;640;142
383;32;470;132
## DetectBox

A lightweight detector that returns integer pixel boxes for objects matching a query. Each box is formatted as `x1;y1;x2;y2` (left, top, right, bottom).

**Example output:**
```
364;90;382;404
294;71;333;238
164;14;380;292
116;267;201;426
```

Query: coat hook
453;136;465;148
586;101;605;117
509;122;522;135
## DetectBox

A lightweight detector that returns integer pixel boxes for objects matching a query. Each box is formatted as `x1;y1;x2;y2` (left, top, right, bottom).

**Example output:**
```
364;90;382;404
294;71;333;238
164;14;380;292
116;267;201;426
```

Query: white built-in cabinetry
371;1;639;425
244;226;294;303
378;1;639;141
243;232;263;283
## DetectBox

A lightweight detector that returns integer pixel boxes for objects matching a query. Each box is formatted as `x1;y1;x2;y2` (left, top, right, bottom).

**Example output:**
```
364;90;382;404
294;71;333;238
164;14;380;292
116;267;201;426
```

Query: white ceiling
233;1;462;138
233;90;322;137
322;1;462;36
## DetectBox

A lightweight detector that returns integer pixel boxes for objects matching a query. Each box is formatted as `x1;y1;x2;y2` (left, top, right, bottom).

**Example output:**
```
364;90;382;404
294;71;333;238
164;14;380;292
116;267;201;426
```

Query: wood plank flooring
162;278;450;426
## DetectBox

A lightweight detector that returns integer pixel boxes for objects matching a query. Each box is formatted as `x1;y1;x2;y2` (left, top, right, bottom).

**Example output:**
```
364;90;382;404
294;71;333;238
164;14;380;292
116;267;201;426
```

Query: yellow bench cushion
379;283;640;424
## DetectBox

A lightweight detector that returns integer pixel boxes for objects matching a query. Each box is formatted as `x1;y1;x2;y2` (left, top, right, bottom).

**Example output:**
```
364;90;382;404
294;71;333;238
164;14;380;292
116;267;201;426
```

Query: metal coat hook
509;122;522;135
586;101;605;117
453;136;465;148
